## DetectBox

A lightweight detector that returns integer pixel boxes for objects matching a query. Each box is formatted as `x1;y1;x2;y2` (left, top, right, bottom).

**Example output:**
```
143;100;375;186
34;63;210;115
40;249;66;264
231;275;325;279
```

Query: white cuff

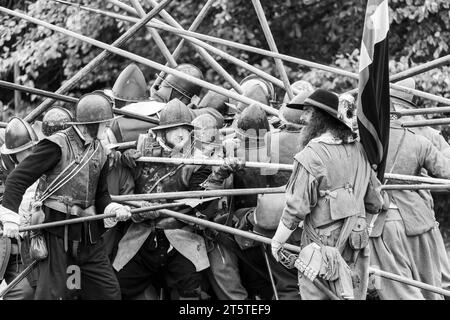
272;220;294;245
104;202;123;215
0;205;20;226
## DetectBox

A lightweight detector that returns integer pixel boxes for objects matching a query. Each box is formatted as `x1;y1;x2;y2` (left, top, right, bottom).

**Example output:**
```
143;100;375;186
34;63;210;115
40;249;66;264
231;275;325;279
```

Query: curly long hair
300;108;357;148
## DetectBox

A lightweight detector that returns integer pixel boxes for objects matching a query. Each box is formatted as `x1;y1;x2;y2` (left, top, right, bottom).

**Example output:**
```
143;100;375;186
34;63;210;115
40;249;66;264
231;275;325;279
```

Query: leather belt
315;220;344;235
44;198;96;215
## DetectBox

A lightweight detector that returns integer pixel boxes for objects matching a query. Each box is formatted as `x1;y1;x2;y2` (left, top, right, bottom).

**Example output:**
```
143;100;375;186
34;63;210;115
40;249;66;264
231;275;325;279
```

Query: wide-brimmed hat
302;89;353;129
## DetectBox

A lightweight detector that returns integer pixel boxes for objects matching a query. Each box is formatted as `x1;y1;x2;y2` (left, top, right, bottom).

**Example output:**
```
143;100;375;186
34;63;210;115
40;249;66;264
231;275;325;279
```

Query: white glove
271;220;294;262
0;205;20;239
105;203;132;222
2;221;20;239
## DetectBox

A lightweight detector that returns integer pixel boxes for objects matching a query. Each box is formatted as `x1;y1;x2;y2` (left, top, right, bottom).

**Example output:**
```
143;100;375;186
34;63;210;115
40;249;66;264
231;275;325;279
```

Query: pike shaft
111;187;285;202
369;267;450;298
0;203;181;236
0;80;159;125
22;0;173;123
402;118;450;128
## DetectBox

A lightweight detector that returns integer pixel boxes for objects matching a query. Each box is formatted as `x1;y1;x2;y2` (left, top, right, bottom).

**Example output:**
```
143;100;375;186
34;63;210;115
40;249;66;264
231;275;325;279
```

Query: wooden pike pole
369;267;450;298
0;260;39;299
136;156;294;171
0;7;279;116
50;0;305;95
55;0;450;104
156;208;449;297
111;187;286;202
0;203;182;237
110;183;449;204
21;0;173;123
143;0;243;94
0;79;78;104
384;173;450;185
0;80;159;125
402;118;450;128
393;106;450;117
128;0;177;67
381;184;450;191
134;156;450;185
49;1;448;105
390;54;450;82
152;0;216;90
252;0;293;100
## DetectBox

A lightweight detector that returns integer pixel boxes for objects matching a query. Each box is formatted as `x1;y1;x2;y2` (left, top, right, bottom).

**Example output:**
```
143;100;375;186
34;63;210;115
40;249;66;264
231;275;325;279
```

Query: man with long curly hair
271;89;386;300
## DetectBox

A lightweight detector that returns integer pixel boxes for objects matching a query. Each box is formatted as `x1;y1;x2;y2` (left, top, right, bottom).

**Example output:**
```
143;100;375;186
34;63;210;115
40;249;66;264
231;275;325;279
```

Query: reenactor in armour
152;64;204;106
190;91;228;130
250;82;315;300
390;78;450;294
233;75;275;113
271;89;385;300
0;118;38;300
113;98;211;300
367;82;450;300
202;103;274;300
41;107;74;137
105;64;161;144
391;78;450;156
105;63;150;109
0;92;131;300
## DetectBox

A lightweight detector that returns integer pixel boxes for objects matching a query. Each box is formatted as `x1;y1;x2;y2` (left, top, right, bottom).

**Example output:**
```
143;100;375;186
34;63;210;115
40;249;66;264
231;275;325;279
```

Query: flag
357;0;391;181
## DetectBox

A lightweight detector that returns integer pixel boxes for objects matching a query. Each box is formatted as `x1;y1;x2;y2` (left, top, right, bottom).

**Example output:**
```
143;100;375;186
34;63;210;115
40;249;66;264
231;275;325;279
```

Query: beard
299;118;327;148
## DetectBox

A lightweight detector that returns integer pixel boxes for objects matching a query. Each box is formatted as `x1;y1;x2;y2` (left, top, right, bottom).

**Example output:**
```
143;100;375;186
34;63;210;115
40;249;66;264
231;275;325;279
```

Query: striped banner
357;0;391;181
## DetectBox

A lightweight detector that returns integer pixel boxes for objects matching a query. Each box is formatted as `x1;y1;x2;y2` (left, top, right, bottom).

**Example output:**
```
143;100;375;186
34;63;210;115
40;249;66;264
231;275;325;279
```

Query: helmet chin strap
74;124;98;145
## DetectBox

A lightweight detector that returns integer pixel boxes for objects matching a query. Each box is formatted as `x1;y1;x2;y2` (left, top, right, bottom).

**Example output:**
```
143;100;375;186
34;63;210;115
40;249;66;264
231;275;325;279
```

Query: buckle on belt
56;195;73;206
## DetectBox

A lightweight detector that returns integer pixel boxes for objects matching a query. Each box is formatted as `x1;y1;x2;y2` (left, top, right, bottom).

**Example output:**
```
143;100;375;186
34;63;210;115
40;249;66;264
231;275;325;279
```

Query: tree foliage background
0;0;449;248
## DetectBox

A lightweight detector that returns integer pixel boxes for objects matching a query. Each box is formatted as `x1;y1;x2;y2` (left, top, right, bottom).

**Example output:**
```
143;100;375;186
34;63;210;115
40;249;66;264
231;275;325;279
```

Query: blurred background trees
0;0;449;248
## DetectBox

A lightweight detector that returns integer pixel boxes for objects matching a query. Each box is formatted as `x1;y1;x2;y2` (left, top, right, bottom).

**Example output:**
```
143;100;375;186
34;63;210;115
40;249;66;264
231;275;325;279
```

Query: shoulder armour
44;128;70;150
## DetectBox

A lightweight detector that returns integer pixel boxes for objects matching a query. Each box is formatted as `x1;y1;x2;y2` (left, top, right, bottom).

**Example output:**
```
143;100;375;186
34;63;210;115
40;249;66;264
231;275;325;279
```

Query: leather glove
105;202;132;222
131;201;161;223
0;205;20;238
2;221;19;239
121;149;142;169
115;205;131;222
222;157;244;173
271;220;294;262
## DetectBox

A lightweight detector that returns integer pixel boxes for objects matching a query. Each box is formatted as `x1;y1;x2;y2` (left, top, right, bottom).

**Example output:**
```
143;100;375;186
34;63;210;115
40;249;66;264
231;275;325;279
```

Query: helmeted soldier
391;77;450;156
390;77;450;294
271;89;386;300
233;75;275;113
248;84;314;299
366;84;450;300
0;117;37;300
113;98;211;300
152;64;204;106
190;91;227;130
201;103;274;300
0;92;131;300
198;91;230;116
282;80;315;104
192;114;222;159
42;107;74;136
104;64;160;144
105;63;149;109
